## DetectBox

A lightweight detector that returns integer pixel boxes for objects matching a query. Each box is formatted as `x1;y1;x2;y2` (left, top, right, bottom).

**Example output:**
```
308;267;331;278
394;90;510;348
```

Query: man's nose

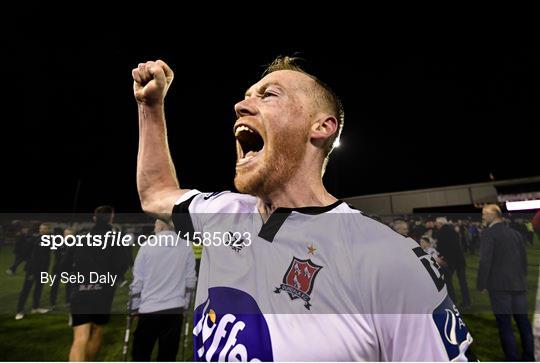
234;98;257;118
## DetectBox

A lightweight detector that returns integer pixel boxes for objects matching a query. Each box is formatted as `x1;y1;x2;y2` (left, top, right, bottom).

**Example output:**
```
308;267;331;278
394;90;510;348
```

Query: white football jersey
172;190;473;362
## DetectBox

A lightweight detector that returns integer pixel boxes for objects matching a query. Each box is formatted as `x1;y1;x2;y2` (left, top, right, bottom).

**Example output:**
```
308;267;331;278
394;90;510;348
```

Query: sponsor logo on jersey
432;295;472;360
193;287;273;362
274;257;322;310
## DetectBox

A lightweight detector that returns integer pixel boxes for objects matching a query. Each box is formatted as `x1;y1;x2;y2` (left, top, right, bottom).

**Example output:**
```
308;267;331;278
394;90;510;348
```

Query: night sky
3;18;539;212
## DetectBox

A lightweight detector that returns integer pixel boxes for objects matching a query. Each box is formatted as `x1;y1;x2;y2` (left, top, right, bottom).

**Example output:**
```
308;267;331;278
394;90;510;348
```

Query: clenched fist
132;60;174;106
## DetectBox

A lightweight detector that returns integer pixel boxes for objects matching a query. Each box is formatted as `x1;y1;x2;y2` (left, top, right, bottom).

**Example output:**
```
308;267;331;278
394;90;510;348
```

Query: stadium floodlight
505;199;540;211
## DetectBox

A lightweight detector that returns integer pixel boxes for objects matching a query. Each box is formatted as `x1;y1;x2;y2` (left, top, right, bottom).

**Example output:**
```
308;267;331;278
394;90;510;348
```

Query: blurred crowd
388;214;536;307
389;209;539;361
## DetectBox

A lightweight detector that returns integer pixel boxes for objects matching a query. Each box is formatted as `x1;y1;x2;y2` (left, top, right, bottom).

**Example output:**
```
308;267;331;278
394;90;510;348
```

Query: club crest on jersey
226;231;246;253
274;257;322;310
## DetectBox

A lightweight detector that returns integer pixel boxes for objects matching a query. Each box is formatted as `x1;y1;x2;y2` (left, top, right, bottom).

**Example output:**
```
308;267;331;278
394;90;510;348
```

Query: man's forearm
137;104;183;217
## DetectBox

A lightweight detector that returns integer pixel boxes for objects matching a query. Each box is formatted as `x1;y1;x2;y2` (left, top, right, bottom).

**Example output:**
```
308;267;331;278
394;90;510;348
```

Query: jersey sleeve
355;216;474;361
171;190;253;237
171;189;204;237
371;305;474;361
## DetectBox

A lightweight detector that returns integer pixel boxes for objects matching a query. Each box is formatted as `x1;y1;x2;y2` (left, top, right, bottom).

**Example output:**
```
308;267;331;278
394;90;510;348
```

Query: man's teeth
235;125;255;136
238;150;259;164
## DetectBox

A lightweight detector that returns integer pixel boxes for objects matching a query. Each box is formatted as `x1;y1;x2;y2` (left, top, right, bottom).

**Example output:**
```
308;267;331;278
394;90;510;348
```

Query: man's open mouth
235;124;264;165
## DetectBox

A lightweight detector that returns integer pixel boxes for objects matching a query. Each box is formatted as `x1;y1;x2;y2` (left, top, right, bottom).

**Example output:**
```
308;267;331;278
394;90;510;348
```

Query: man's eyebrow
244;81;283;97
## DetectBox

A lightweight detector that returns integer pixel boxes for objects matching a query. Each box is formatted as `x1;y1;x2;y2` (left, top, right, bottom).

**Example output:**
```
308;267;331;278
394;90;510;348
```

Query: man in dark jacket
478;204;534;361
433;217;471;307
15;223;52;320
7;226;33;275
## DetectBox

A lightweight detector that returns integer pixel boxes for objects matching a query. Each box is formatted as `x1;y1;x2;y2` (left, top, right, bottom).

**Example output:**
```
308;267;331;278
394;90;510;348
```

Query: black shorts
70;313;110;327
70;285;115;314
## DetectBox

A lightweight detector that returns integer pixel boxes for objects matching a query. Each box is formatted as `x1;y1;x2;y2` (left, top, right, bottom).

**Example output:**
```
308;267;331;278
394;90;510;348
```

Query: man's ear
311;115;338;146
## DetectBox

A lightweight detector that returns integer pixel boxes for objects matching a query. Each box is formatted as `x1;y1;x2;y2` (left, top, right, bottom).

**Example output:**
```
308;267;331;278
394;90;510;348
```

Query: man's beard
234;127;309;197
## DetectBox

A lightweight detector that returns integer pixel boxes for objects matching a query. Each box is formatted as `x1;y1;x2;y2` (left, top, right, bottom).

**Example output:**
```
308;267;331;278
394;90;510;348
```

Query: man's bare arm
132;60;188;222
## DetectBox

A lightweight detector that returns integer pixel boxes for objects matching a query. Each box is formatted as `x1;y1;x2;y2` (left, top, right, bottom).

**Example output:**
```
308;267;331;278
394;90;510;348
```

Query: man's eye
261;91;276;99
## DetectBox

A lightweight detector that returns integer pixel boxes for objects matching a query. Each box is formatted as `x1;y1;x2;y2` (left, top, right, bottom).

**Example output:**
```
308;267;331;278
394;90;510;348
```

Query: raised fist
132;60;174;106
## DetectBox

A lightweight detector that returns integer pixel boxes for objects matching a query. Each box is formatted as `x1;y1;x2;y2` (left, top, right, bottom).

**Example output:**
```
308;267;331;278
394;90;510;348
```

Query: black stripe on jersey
287;200;344;215
258;200;344;242
412;246;428;257
203;191;229;200
258;211;292;242
171;194;197;239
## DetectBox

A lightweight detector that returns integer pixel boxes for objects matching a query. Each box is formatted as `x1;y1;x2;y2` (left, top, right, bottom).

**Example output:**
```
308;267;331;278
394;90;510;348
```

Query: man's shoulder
344;209;407;245
484;223;506;237
346;215;447;312
338;209;421;264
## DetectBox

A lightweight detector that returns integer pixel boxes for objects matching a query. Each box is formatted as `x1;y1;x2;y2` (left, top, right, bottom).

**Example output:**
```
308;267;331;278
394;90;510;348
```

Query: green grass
0;239;538;361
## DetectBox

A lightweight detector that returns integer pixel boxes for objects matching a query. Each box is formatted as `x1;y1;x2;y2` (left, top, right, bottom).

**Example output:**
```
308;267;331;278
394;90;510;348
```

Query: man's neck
256;173;337;222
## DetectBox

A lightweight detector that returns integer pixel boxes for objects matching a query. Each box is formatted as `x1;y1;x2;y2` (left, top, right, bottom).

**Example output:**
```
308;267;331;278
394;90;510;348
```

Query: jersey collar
258;200;344;242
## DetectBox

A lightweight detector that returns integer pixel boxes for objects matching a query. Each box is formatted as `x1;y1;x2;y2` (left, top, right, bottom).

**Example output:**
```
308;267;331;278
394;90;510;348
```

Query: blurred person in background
468;221;481;254
524;219;534;245
478;204;534;361
420;236;439;261
456;220;470;253
509;216;533;245
391;219;409;237
130;220;197;361
410;218;427;243
7;226;33;275
15;223;52;320
434;217;471;308
69;206;123;361
424;217;435;239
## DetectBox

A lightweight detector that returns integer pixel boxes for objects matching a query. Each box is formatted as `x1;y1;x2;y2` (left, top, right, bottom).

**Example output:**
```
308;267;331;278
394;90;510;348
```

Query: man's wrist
138;101;165;113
